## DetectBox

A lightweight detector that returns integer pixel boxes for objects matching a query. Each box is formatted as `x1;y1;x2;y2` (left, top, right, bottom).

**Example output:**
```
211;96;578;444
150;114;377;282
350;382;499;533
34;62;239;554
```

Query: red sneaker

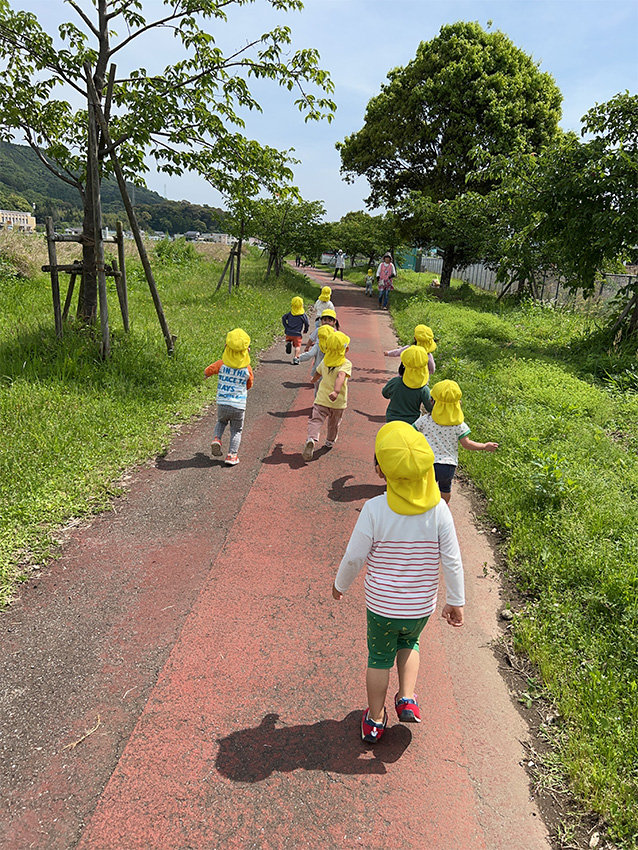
210;437;222;457
394;693;421;723
361;708;388;743
225;454;239;466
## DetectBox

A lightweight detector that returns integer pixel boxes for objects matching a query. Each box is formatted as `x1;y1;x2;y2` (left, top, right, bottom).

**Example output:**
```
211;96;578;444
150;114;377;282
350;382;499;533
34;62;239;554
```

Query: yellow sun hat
323;330;350;368
414;324;437;354
317;324;336;353
320;308;337;321
367;268;373;275
291;296;304;316
222;328;251;369
400;345;430;389
319;286;332;302
375;421;440;515
430;380;464;426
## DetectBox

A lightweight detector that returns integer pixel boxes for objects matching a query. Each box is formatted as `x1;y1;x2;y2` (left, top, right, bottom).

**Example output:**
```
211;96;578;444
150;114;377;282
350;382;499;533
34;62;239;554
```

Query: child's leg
293;340;302;358
366;668;390;724
227;407;245;455
325;407;344;444
213;406;230;440
306;404;329;443
396;648;421;701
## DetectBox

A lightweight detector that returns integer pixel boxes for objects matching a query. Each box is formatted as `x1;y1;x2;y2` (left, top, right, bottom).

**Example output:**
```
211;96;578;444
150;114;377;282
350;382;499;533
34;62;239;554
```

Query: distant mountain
0;141;225;234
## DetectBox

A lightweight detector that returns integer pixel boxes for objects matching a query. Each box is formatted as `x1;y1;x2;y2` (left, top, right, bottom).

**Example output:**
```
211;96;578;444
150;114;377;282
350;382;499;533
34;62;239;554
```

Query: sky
7;0;638;221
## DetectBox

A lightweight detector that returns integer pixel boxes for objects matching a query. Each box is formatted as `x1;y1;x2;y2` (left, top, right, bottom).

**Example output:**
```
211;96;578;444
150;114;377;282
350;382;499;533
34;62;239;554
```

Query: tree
248;196;325;276
476;92;638;330
0;0;335;338
338;21;562;287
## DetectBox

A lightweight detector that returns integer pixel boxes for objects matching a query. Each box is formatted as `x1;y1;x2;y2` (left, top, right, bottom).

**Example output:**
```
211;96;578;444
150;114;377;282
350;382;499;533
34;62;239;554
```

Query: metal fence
418;256;634;313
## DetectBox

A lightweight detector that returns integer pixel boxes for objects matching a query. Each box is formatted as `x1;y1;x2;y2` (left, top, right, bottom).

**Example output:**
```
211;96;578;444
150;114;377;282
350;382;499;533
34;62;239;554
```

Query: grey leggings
214;404;245;455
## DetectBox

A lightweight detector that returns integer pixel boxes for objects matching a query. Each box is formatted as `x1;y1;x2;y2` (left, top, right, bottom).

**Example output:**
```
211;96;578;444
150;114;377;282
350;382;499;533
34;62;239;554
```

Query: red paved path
1;272;550;849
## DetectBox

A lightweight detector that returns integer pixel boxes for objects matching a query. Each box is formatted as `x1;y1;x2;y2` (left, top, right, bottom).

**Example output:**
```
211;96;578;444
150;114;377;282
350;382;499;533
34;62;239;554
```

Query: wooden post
87;84;110;359
62;262;82;321
115;220;129;331
86;65;174;355
216;249;233;292
45;217;63;338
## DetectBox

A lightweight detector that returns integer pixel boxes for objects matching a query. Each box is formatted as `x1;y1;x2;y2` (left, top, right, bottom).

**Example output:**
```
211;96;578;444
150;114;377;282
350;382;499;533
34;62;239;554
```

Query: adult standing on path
377;251;396;309
1;268;550;850
333;248;345;280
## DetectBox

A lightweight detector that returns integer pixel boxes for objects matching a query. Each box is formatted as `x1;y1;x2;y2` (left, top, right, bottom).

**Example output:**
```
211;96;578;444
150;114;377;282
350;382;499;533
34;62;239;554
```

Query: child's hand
383;350;390;356
484;442;499;452
328;390;338;401
332;584;343;600
442;604;464;627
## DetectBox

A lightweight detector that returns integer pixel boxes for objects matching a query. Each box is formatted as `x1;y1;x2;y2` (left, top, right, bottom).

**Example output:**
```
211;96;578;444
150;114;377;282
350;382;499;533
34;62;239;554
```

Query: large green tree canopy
338;21;562;286
339;21;562;206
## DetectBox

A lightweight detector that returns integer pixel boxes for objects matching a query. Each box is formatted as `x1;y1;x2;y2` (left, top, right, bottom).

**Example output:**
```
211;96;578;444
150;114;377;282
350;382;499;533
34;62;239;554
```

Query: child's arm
246;365;254;390
438;504;465;627
204;360;223;378
299;344;318;363
332;504;373;600
381;377;395;399
428;353;436;375
383;346;406;357
310;370;321;384
328;370;347;401
422;387;434;414
459;436;499;452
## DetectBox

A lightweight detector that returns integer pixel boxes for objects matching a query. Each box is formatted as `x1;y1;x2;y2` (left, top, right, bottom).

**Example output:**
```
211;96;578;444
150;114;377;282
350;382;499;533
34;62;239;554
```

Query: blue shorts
434;462;457;493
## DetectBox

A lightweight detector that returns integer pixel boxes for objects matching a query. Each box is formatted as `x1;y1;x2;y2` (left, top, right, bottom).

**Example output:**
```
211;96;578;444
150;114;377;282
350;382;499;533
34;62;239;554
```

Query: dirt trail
1;271;550;849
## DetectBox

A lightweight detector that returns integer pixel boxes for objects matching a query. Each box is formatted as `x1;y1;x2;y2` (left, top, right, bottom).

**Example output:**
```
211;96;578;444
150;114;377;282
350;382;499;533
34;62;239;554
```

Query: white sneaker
302;439;315;461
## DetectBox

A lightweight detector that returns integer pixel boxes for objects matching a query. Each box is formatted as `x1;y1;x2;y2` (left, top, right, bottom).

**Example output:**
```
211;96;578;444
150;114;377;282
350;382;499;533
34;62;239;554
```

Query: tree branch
23;128;84;197
66;0;100;38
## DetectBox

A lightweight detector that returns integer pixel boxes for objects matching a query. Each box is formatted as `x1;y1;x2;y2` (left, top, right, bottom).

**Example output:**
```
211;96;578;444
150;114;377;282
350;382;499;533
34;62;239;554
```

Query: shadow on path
328;475;386;503
261;443;330;469
267;407;314;419
215;712;412;782
155;452;217;471
353;409;386;424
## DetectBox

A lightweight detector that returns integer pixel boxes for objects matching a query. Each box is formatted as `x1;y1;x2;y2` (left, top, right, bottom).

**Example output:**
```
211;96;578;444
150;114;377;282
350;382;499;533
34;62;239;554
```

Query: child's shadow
155;452;216;470
262;443;330;469
215;711;411;782
268;407;314;419
328;475;386;503
353;409;386;424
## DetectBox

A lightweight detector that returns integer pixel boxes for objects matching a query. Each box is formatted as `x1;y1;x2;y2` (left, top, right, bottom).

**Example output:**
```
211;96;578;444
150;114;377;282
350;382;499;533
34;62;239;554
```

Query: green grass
0;245;317;604
373;270;638;847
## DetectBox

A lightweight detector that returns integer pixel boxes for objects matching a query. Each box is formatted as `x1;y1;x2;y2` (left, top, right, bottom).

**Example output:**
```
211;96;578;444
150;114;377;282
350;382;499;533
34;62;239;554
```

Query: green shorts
366;609;430;669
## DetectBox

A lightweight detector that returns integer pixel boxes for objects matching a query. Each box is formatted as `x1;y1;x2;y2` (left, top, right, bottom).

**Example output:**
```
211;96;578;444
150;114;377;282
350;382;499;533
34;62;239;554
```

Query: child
384;324;437;378
204;328;254;466
382;345;433;425
313;286;335;326
299;324;335;395
303;308;339;353
302;331;351;461
364;268;374;296
282;296;309;364
413;380;498;503
332;420;465;743
376;253;396;309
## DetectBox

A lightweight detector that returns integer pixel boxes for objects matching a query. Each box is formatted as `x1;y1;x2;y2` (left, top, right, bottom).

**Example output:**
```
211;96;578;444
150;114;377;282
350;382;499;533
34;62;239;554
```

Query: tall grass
381;271;638;847
0;240;317;604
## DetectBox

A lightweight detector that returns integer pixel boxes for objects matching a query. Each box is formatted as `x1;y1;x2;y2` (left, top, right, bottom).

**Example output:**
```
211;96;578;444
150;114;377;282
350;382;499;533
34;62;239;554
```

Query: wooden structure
43;217;129;359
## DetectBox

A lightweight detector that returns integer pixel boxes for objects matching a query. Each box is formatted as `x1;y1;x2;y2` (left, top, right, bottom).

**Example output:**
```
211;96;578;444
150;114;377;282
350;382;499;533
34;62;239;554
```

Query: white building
0;209;37;232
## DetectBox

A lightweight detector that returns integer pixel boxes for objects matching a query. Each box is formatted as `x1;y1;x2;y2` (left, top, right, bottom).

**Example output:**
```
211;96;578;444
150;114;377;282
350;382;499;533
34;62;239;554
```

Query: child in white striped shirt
332;420;465;744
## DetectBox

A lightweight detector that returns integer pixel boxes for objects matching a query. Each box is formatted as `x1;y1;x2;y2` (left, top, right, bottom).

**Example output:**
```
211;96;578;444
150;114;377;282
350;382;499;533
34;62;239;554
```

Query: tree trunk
440;246;455;289
80;158;99;323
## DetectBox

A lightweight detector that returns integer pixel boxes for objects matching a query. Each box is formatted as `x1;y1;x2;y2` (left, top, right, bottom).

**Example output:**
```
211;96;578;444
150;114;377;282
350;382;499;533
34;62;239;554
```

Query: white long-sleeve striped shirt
334;494;464;618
